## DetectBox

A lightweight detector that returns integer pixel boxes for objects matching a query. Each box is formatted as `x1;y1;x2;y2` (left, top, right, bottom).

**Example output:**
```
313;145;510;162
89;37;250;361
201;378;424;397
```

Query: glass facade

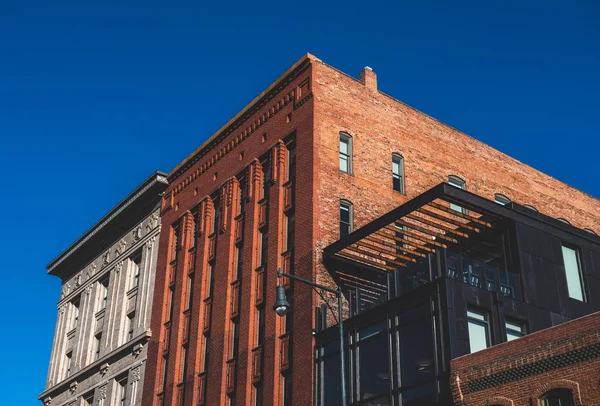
315;302;438;406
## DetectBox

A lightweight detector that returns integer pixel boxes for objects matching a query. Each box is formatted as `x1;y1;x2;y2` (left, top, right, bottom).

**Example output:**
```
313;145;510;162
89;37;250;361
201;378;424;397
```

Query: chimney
360;66;377;91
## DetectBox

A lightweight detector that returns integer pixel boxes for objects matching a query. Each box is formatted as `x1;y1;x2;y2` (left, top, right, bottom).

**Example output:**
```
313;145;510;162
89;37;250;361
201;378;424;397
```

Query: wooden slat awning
323;183;505;275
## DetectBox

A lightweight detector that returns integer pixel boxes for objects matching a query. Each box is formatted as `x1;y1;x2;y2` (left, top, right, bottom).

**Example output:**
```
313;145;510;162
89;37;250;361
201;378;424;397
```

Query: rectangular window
116;376;127;406
130;252;142;290
98;277;109;311
392;154;404;193
562;245;585;301
235;245;243;281
467;308;490;353
213;197;221;234
254;384;263;406
180;346;188;382
260;231;268;268
172;223;182;261
340;202;353;238
94;333;102;360
207;264;215;298
256;308;265;346
231;320;240;358
202;336;210;372
161;356;169;393
166;286;175;322
127;312;135;341
262;157;272;200
339;133;352;173
285;214;295;252
505;318;526;341
70;297;80;331
448;176;466;213
65;351;73;378
186;274;194;310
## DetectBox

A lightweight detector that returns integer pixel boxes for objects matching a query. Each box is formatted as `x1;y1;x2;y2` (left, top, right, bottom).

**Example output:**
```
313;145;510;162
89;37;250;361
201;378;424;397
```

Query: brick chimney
360;66;377;91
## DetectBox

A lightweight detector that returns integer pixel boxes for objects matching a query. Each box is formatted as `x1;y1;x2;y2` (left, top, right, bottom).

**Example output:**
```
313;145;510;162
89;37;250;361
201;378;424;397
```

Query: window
65;351;73;378
584;228;597;235
494;194;511;205
94;333;102;360
207;264;215;298
540;388;575;406
202;336;210;372
340;201;353;238
505;318;526;341
285;213;295;252
448;176;466;212
562;245;585;301
127;312;135;341
254;384;263;406
130;252;142;290
186;274;194;310
235;245;243;281
231;320;240;358
172;223;182;261
213;197;221;234
180;346;188;382
282;373;292;406
339;132;352;173
558;218;571;225
70;298;80;331
116;376;128;406
259;231;268;268
392;153;405;193
98;277;109;311
467;308;490;353
256;308;265;346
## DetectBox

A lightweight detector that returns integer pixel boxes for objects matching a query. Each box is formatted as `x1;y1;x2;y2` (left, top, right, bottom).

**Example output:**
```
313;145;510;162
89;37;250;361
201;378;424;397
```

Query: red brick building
450;311;600;406
142;53;600;406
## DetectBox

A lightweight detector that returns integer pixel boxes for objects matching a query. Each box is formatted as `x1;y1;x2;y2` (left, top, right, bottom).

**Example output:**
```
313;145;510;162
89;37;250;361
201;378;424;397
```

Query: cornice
47;171;168;275
168;53;316;186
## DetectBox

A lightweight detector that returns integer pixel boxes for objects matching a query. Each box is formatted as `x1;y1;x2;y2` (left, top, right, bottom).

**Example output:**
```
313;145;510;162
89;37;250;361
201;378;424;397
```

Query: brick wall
450;311;600;405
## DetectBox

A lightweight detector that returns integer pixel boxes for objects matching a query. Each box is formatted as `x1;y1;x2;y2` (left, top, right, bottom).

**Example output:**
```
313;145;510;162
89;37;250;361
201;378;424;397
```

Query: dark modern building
316;183;600;405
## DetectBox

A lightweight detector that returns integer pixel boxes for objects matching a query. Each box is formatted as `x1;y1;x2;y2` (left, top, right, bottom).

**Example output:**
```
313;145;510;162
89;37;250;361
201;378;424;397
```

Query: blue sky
1;0;599;403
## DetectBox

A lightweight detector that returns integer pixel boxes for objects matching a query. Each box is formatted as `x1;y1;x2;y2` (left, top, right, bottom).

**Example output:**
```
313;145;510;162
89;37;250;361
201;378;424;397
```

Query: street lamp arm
277;270;340;296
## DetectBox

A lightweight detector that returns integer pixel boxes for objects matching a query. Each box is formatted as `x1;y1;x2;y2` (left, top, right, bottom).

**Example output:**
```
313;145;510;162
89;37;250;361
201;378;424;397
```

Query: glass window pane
340;137;348;154
340;205;350;223
358;326;389;400
340;156;348;172
562;246;584;301
467;308;490;353
399;319;434;388
392;160;399;174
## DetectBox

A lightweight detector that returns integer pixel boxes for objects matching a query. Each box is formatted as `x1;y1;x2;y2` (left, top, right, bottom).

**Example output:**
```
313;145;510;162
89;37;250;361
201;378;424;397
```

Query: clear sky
1;0;599;404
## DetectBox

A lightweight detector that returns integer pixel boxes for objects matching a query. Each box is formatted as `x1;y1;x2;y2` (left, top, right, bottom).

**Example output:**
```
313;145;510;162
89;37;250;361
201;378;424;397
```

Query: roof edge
168;52;320;181
46;170;168;274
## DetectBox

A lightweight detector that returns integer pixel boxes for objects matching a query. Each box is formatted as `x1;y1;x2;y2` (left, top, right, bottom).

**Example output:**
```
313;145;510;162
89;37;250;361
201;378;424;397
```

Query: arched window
557;218;571;225
494;193;511;205
584;228;597;235
340;200;354;238
392;153;405;193
540;388;575;406
448;175;466;213
339;132;352;174
524;205;538;212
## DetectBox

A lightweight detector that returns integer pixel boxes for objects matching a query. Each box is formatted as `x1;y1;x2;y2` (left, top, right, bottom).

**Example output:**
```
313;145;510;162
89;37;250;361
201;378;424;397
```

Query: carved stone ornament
100;362;110;376
146;236;156;251
85;284;93;296
86;263;96;280
61;282;71;299
59;304;66;314
102;251;110;266
98;384;107;399
133;343;143;358
133;226;142;241
115;260;124;274
43;397;51;406
131;365;141;382
69;381;78;394
149;213;159;229
75;272;82;287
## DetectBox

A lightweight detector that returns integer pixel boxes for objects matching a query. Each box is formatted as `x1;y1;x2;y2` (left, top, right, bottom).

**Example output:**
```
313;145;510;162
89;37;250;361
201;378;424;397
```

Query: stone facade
141;54;600;406
39;172;168;406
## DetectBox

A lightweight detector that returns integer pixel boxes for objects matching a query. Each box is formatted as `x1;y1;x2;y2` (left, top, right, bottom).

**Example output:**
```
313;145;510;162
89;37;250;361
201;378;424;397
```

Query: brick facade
450;311;600;405
142;53;600;406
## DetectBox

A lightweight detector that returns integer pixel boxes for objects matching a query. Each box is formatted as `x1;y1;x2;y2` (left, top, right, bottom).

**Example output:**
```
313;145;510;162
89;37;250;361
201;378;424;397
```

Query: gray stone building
39;171;168;406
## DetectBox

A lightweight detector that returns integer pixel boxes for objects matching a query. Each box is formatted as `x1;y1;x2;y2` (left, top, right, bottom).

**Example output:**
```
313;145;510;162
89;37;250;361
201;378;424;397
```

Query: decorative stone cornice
47;171;168;276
